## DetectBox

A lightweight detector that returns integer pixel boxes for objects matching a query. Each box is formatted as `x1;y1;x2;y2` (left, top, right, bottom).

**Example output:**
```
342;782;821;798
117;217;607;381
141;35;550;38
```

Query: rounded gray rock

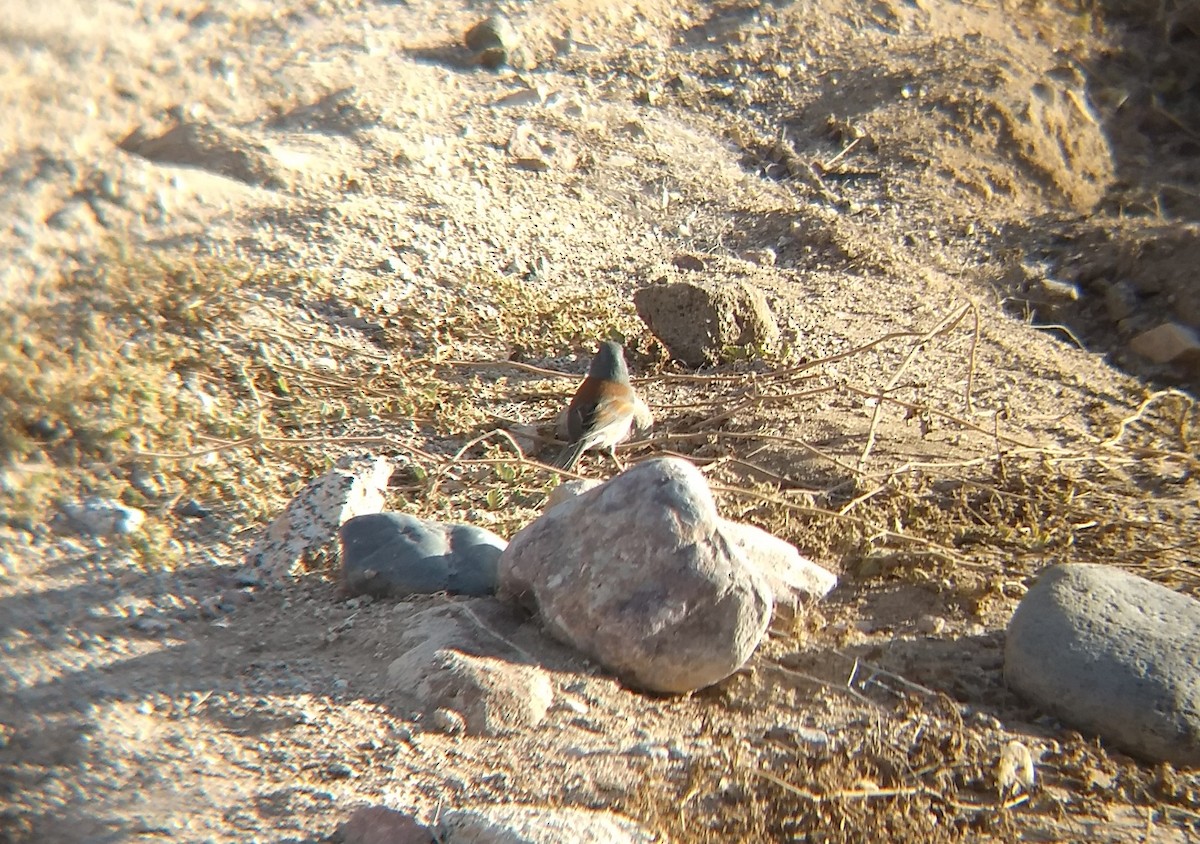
544;481;836;614
338;805;434;844
1005;563;1200;766
440;805;656;844
499;457;772;693
244;453;392;581
340;513;504;598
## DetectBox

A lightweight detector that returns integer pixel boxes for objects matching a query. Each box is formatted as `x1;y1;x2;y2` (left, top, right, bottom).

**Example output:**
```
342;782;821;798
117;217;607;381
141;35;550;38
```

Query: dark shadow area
0;554;579;842
995;215;1200;395
403;44;480;72
1081;0;1200;222
990;4;1200;389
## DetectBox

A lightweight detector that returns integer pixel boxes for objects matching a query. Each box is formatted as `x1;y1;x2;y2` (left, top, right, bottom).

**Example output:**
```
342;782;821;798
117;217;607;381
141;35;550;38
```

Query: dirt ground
2;0;1199;841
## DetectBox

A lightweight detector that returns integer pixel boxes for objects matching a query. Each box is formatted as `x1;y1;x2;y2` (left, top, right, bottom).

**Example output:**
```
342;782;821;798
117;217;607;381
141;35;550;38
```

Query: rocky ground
1;0;1199;841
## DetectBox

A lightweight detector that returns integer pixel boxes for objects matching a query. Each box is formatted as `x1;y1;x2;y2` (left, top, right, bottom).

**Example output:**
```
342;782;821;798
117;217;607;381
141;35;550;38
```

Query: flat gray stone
719;520;837;613
1005;563;1200;766
499;457;772;693
340;513;504;597
119;118;286;188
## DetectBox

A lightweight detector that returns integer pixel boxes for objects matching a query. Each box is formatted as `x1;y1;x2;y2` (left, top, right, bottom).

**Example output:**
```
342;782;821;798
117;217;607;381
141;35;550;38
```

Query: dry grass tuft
5;245;1194;589
4;245;1197;839
0;247;652;570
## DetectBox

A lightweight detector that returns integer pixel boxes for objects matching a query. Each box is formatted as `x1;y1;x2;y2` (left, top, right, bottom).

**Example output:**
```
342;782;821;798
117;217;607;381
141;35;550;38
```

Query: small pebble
463;14;520;69
429;708;466;736
175;499;211;519
764;724;831;753
131;616;171;635
628;742;669;761
326;761;355;779
917;614;946;635
60;498;146;536
555;695;589;715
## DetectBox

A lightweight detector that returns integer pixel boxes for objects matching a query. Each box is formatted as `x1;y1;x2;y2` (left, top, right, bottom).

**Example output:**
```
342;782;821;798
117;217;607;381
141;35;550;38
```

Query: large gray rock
545;480;837;614
1005;564;1200;766
340;513;504;598
499;457;772;693
440;805;657;844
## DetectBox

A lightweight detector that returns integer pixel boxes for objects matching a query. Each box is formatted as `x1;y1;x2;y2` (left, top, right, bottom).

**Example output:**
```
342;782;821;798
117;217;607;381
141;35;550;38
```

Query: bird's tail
554;439;589;471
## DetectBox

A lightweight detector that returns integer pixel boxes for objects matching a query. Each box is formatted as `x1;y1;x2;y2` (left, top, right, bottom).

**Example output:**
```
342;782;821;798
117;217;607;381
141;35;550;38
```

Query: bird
554;340;652;471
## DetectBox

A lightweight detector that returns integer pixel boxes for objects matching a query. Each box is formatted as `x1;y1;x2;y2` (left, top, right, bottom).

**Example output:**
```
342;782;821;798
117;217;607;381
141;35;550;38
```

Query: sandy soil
2;0;1198;841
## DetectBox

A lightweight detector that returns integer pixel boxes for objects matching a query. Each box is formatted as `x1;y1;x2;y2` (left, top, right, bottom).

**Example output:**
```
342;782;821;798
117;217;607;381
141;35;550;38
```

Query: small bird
555;340;652;471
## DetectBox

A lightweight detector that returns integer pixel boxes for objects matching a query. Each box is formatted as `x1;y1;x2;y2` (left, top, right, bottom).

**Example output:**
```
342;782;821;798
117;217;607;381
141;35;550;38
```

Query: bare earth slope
2;0;1198;841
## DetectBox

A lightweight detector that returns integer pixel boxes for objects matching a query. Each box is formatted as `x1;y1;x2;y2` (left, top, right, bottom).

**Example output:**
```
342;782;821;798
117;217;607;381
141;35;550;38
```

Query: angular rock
1005;563;1200;766
242;454;391;582
58;497;146;536
338;805;434;844
719;520;837;613
1103;280;1139;322
634;278;779;366
764;724;832;755
499;457;772;693
267;87;380;135
387;648;553;736
440;805;657;844
1013;261;1079;310
464;15;521;69
1128;321;1200;364
671;253;707;272
1035;276;1080;305
996;740;1036;799
340;513;504;598
742;247;777;267
507;123;577;173
388;599;517;664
